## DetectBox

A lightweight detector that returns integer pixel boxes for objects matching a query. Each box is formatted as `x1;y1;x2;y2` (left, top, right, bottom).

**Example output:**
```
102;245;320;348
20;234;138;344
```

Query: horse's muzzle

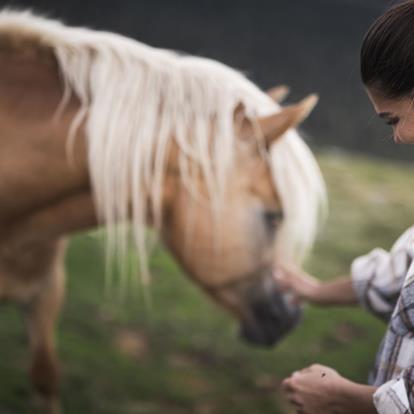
239;275;302;347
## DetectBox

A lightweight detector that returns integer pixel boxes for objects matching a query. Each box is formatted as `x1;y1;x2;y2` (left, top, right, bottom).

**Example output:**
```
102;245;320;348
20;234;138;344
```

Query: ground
0;150;413;413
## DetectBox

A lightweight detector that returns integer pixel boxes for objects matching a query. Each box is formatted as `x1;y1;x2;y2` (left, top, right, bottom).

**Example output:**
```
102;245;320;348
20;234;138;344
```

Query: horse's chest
0;240;57;303
0;272;47;303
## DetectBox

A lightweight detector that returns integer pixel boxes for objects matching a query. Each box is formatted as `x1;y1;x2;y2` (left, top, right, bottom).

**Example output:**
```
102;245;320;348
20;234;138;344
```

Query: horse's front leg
23;240;66;414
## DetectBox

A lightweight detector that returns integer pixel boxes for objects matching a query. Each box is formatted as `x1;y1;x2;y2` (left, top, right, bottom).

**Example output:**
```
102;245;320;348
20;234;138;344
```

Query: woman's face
367;87;414;144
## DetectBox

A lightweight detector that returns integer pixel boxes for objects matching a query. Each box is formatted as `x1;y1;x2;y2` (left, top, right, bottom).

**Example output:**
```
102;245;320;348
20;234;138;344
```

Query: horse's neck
0;47;97;243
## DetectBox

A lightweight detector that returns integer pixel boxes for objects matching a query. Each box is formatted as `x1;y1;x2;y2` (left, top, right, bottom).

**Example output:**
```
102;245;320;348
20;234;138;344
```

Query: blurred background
1;1;414;413
3;0;411;159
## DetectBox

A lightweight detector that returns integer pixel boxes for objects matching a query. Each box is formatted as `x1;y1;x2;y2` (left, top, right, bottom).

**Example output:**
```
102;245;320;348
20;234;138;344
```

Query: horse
0;10;326;413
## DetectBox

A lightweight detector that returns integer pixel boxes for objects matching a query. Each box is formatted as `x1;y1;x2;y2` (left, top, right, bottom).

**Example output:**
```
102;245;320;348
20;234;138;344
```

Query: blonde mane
0;10;327;279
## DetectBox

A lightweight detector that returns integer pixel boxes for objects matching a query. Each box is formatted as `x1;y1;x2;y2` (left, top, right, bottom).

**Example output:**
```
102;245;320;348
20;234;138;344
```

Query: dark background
2;0;412;160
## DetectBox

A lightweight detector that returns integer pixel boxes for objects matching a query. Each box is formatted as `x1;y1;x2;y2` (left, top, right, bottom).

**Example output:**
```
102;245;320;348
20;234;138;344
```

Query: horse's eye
263;210;284;230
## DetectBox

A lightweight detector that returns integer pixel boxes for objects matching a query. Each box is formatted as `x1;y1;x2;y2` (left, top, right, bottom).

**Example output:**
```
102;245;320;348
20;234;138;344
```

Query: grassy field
1;151;414;413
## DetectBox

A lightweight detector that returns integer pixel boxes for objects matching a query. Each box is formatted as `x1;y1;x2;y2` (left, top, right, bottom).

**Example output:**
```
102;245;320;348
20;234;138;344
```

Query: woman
279;1;414;413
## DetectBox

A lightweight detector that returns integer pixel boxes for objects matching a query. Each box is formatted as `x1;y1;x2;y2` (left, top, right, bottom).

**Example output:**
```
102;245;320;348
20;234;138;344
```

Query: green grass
1;151;414;413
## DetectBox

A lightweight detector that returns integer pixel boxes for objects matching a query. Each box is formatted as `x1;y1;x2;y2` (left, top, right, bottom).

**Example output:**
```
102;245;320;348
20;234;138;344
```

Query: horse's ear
267;85;290;103
258;94;318;148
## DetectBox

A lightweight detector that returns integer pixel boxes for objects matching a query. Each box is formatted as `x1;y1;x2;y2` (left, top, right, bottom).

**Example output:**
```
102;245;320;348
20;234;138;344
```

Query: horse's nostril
240;319;276;347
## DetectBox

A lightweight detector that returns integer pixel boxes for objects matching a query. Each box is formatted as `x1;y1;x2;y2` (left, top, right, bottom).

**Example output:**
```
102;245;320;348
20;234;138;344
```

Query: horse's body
0;11;326;413
0;42;95;411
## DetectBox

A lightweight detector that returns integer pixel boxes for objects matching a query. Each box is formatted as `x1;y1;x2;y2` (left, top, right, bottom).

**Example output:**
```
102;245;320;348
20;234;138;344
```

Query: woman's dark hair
361;0;414;99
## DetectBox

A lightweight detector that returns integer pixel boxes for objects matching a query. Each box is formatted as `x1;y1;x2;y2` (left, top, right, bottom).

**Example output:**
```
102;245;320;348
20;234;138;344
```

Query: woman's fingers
274;265;306;289
273;270;302;305
273;267;302;296
281;377;294;391
273;269;292;290
289;398;303;408
286;391;305;410
282;375;310;413
274;264;322;303
283;382;304;406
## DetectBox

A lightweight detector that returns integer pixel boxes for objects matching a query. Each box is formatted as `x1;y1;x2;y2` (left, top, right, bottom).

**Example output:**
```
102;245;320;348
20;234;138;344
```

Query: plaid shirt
352;226;414;414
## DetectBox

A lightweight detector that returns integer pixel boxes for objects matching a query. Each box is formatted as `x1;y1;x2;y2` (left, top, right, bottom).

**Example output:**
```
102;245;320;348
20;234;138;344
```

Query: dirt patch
334;322;366;343
114;329;149;360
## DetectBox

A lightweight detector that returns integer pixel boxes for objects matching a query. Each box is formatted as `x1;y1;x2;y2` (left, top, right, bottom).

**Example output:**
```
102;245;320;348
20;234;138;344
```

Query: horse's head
160;92;325;347
5;11;323;348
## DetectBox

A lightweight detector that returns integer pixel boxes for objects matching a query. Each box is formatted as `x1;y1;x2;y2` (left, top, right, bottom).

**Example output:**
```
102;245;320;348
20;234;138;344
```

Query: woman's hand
282;364;343;413
273;265;322;303
282;364;352;414
274;266;358;307
281;364;377;414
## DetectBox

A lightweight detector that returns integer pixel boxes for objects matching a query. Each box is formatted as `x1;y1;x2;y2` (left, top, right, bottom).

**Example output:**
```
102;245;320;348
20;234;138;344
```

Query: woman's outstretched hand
273;265;322;304
273;266;358;307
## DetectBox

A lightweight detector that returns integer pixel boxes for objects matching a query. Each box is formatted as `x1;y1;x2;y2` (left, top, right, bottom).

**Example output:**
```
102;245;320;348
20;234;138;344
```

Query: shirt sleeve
351;226;414;321
374;368;414;414
373;269;414;413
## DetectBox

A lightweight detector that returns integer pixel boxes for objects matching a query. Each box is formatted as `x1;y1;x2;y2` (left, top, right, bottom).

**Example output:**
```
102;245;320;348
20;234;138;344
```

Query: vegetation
1;151;414;413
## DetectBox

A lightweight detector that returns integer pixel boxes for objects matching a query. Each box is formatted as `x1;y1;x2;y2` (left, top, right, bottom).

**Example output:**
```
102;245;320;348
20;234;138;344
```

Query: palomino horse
0;10;326;413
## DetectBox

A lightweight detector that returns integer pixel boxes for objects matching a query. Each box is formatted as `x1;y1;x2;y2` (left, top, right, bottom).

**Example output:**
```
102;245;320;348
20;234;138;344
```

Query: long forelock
0;9;327;278
269;130;327;264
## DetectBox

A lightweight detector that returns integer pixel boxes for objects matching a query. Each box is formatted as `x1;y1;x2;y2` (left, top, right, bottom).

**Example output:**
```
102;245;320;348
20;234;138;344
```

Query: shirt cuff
350;250;381;310
374;378;412;414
